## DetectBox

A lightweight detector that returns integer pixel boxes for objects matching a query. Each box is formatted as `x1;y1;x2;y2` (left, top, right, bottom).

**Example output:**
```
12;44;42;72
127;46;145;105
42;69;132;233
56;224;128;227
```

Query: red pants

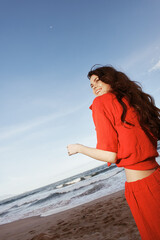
125;167;160;240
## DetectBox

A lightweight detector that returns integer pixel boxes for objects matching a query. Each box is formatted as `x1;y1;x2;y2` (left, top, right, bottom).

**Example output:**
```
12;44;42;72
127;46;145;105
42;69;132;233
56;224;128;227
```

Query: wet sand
0;190;140;240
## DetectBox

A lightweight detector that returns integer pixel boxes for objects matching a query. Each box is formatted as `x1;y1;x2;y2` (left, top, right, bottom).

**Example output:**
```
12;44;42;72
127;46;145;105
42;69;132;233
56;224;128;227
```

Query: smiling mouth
95;89;102;95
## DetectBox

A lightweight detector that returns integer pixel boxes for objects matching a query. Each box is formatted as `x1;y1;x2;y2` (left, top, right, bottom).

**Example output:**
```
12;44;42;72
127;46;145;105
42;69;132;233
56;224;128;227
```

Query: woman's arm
67;144;117;163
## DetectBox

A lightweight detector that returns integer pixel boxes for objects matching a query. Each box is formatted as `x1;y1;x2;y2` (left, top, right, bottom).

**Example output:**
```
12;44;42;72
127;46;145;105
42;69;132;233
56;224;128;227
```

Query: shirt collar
89;104;92;110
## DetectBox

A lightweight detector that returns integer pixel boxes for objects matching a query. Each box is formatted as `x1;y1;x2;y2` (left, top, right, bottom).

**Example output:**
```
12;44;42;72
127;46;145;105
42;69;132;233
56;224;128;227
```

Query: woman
67;65;160;240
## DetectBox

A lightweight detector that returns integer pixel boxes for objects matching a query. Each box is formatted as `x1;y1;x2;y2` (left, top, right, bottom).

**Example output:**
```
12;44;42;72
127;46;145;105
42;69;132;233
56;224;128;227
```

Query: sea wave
30;191;67;206
0;190;41;206
72;183;105;199
0;210;9;217
56;177;85;189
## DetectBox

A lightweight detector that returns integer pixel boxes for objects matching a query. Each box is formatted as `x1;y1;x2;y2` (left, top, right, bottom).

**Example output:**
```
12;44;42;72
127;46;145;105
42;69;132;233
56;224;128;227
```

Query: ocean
0;142;160;226
0;164;126;225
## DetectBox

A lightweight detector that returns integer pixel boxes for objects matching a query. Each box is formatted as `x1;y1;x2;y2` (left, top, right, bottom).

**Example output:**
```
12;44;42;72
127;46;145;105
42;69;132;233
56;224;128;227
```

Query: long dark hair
88;65;160;140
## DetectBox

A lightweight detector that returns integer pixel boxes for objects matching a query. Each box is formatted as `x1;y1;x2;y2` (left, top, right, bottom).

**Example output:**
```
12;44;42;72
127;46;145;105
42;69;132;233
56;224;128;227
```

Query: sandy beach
0;190;141;240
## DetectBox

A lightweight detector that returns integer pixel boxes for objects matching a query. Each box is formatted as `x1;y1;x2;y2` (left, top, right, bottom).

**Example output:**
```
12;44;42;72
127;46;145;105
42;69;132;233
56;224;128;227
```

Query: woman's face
90;75;112;96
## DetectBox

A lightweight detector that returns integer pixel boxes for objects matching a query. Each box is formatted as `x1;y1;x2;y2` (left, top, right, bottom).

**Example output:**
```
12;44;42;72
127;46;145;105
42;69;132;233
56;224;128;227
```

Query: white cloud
0;103;86;141
148;60;160;72
120;40;160;78
121;40;160;70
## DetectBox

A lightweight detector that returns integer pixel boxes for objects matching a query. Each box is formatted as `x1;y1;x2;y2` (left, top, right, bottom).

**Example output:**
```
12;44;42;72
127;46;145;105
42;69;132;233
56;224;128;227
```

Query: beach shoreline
0;190;140;240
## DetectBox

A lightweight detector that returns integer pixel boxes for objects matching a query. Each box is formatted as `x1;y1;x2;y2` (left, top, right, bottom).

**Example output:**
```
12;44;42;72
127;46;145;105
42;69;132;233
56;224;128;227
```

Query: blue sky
1;0;160;198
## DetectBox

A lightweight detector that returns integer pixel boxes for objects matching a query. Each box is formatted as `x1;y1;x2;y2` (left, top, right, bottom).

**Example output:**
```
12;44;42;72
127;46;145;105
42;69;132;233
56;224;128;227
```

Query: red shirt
90;93;159;170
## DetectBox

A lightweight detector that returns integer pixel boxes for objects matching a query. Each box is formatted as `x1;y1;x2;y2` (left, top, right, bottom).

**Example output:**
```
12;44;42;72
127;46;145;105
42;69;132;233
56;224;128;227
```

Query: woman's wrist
78;144;84;154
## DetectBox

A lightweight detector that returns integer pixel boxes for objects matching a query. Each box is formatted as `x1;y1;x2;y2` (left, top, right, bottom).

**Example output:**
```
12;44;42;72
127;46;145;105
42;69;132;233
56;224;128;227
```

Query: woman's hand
67;144;82;156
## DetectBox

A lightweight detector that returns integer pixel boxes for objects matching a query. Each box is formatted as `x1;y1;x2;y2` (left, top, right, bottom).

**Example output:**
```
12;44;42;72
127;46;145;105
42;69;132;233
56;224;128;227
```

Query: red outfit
90;93;160;239
90;92;159;169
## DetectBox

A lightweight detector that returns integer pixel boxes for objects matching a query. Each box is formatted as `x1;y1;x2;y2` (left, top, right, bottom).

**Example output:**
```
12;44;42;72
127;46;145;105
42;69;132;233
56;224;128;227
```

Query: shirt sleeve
92;97;118;154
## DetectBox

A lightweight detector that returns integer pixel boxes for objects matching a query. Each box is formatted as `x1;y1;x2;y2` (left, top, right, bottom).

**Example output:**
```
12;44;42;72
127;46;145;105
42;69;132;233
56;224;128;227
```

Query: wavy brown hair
88;65;160;141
